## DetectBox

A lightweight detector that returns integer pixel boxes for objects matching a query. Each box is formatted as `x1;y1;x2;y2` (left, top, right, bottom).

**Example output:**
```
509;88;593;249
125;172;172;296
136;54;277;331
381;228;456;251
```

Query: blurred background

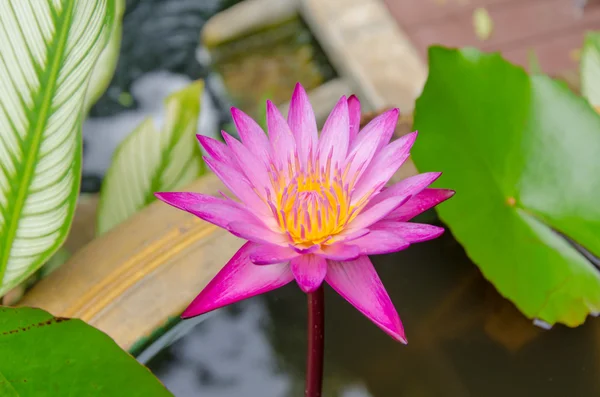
9;0;600;396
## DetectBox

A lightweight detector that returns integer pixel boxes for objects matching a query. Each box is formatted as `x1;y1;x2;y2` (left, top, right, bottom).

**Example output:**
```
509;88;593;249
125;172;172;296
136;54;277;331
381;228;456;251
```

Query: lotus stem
305;285;324;397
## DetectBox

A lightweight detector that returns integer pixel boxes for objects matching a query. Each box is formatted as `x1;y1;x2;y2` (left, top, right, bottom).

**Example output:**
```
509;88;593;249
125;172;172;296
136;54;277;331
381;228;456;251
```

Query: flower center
266;156;366;246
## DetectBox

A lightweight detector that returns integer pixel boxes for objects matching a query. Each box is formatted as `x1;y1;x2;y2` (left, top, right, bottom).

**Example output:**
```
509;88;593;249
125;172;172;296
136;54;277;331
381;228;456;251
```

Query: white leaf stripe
97;81;205;235
0;0;114;294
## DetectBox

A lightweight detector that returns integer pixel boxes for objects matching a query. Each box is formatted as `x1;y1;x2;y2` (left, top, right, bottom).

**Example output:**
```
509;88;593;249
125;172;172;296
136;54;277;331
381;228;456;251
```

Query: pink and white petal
346;194;412;232
352;132;417;203
249;243;299;265
197;135;241;171
291;244;320;254
326;257;406;343
154;192;262;231
231;107;272;165
318;96;349;167
219;194;279;230
287;83;318;165
222;131;272;195
318;243;361;261
186;201;256;228
349;108;398;153
362;172;443;214
227;221;290;246
387;188;455;222
371;221;445;243
266;100;296;168
326;228;370;244
156;192;282;241
290;254;327;293
182;242;294;318
347;95;361;143
345;109;399;182
352;230;409;255
203;156;270;217
155;191;208;212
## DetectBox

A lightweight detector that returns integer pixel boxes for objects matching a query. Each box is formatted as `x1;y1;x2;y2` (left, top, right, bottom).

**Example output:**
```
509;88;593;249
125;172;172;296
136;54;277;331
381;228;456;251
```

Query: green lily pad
0;307;172;396
412;46;600;327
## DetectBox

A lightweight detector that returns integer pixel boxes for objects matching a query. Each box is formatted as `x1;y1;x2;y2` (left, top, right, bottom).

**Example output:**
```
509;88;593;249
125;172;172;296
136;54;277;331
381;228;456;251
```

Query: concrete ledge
301;0;426;113
202;0;299;47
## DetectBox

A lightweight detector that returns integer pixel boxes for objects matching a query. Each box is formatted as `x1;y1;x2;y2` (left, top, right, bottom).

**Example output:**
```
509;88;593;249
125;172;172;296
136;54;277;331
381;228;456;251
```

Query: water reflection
147;223;600;396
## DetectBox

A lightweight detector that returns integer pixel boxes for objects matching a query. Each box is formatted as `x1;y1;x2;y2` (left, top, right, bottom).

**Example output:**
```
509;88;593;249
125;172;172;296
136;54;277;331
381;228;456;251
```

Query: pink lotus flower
156;83;453;343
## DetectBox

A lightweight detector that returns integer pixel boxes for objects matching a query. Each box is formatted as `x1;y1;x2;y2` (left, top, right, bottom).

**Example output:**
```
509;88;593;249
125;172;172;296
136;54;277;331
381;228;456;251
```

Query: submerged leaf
97;81;206;234
412;46;600;326
0;0;116;297
0;306;172;396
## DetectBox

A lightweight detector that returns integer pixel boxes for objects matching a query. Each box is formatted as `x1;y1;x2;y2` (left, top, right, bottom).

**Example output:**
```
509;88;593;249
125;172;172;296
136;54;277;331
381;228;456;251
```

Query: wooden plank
19;173;243;351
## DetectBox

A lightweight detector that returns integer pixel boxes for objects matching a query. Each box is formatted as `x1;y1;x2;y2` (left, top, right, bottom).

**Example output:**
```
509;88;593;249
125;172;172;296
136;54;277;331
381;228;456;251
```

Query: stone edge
300;0;427;113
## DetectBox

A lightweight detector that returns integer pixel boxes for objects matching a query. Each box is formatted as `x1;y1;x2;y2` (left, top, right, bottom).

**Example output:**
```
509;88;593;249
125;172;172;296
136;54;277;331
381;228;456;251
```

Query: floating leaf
0;306;172;396
473;8;493;41
0;0;116;297
84;0;125;112
412;46;600;326
97;81;206;234
581;32;600;108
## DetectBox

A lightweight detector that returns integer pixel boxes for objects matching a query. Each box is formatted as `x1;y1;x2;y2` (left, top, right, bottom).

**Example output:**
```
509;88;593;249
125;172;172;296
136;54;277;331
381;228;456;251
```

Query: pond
77;1;600;395
142;221;600;396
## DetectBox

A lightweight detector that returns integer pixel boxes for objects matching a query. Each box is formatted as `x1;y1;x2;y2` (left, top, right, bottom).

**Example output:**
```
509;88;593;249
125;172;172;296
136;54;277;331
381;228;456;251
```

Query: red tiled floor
388;0;514;29
384;0;600;76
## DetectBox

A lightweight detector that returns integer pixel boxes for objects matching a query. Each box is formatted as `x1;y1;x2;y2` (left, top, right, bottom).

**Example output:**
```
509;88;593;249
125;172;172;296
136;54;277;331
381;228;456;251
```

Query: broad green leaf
0;0;116;297
97;81;206;234
0;306;172;396
581;32;600;108
412;46;600;326
84;0;125;112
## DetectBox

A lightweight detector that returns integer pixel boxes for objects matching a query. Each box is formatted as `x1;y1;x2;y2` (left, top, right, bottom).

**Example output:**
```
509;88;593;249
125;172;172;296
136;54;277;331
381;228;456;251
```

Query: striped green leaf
581;32;600;108
97;81;206;234
0;0;116;296
84;0;124;112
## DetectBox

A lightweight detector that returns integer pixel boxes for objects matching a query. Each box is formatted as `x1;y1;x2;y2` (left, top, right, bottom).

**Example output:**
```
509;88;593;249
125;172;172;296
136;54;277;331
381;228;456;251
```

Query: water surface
146;227;600;396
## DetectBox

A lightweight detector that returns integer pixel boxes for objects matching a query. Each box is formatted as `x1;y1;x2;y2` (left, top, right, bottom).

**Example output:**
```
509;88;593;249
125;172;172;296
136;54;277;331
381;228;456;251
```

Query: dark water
90;0;242;118
145;224;600;396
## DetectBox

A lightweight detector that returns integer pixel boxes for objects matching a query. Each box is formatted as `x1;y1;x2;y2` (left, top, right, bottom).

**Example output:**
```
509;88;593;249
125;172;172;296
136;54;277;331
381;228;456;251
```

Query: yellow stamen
270;156;367;246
